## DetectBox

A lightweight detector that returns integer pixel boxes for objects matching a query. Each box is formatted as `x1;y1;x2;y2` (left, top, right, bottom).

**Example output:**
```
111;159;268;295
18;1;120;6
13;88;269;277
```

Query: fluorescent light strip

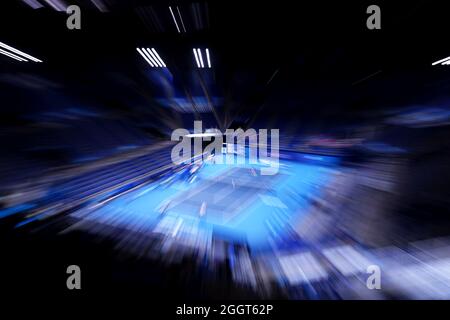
432;56;450;66
143;48;158;67
136;48;154;67
151;48;166;67
0;48;28;61
169;6;181;33
206;48;211;68
197;48;204;68
22;0;44;9
43;0;65;11
193;48;201;68
146;48;162;67
185;133;220;138
142;48;157;67
0;41;42;62
176;6;187;33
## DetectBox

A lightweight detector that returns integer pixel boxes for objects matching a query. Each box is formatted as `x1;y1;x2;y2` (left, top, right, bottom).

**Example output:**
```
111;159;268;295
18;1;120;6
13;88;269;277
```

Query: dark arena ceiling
2;1;450;134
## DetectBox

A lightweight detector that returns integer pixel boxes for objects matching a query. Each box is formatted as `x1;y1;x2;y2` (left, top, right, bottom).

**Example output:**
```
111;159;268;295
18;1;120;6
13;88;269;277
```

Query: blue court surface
72;152;339;251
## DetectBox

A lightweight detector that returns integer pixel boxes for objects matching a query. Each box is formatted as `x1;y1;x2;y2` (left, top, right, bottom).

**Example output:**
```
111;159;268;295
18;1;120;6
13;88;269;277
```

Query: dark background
1;0;450;305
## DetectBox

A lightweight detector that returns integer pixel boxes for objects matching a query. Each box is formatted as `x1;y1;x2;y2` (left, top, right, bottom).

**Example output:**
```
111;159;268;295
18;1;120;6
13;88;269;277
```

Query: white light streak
176;6;187;33
206;48;211;68
146;48;162;67
432;56;450;66
0;48;28;61
197;48;204;68
0;41;42;62
169;6;181;33
136;48;154;67
193;48;201;68
143;48;159;66
151;48;166;67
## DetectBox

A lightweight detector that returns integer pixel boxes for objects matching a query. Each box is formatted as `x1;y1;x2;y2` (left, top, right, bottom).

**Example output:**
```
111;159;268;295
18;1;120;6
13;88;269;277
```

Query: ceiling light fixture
206;48;211;68
144;48;159;66
151;48;166;67
136;48;155;67
193;48;211;69
137;47;166;68
193;48;201;68
197;48;204;68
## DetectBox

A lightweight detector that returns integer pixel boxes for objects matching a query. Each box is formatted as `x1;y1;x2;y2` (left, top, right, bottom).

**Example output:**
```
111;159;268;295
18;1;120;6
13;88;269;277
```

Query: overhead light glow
42;0;66;11
192;48;211;69
22;0;44;9
185;133;221;138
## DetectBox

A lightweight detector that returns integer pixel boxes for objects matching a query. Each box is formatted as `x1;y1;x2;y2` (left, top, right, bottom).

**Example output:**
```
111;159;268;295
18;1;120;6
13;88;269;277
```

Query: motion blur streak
1;1;450;300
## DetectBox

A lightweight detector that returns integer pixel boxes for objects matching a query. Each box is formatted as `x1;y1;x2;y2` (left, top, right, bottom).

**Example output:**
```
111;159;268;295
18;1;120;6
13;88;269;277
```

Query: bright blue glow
74;153;338;250
0;203;36;219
